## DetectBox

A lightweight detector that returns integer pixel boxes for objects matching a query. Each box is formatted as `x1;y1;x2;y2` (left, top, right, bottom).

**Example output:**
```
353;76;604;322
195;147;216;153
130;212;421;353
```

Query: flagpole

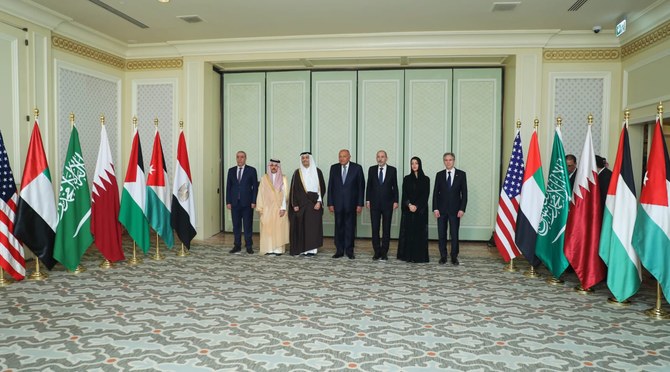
126;117;144;266
643;102;669;319
66;113;87;275
96;114;115;270
151;118;166;261
503;120;524;273
545;116;564;286
523;118;542;279
175;120;190;258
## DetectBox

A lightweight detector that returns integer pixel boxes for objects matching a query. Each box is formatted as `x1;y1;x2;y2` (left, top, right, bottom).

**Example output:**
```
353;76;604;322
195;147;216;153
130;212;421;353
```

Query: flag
0;131;25;280
91;125;124;261
535;126;571;278
599;122;641;301
564;124;606;289
146;128;173;248
171;129;196;249
119;127;150;253
515;128;544;267
14;120;57;269
493;128;524;262
53;126;93;271
633;117;670;303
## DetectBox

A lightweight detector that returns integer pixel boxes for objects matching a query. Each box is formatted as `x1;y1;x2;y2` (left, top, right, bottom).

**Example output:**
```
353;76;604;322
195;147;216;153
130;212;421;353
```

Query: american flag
493;129;525;262
0;131;25;280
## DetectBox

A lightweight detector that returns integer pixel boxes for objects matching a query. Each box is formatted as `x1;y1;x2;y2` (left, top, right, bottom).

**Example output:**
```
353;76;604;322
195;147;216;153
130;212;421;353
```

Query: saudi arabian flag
53;126;94;271
535;126;571;278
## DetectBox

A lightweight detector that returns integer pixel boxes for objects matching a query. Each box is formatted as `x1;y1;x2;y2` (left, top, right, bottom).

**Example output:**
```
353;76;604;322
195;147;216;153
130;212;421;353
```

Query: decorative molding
621;19;670;59
126;58;183;70
52;34;183;71
542;48;620;61
52;34;125;69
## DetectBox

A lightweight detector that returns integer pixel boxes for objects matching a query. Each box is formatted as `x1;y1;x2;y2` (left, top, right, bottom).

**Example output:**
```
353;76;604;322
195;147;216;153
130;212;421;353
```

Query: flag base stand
27;260;48;281
523;266;541;278
644;307;670;320
99;259;114;269
502;258;518;272
546;277;564;285
70;265;86;274
607;297;631;306
176;244;189;257
574;285;594;295
0;269;13;286
127;242;142;266
151;233;165;261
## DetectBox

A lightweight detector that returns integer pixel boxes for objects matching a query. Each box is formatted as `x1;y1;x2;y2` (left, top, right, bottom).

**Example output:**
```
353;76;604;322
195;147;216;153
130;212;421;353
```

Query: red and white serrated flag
0;130;25;280
91;124;124;261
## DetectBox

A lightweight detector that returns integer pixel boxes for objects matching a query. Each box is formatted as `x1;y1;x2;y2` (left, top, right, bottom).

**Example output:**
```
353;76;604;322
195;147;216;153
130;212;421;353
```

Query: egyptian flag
146;128;173;248
14;119;58;269
171;129;196;249
119;127;150;253
91;124;124;261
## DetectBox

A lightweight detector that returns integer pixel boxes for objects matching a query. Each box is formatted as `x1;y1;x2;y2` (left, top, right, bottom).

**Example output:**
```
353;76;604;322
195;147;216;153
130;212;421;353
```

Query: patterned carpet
1;237;669;372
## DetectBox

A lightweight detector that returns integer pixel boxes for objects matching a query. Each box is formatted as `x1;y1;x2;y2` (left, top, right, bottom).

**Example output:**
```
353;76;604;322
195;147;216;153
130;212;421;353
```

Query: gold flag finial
100;114;105;126
515;119;521;129
624;109;630;121
533;118;539;129
179;120;184;129
132;116;138;128
33;108;39;118
69;113;75;127
587;113;593;125
154;118;159;128
659;102;664;115
556;116;562;127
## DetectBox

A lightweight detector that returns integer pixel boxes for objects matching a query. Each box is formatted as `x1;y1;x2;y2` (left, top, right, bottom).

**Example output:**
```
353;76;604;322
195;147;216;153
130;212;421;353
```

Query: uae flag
119;127;150;253
535;126;571;279
633;117;670;303
0;130;25;280
146;128;173;248
91;124;124;261
493;128;524;262
599;122;641;302
564;124;606;289
171;129;196;249
53;125;93;271
14;119;57;269
515;128;544;267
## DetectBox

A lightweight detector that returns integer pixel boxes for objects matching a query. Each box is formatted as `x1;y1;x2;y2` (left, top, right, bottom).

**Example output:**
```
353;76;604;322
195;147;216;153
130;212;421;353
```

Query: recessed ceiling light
158;0;170;3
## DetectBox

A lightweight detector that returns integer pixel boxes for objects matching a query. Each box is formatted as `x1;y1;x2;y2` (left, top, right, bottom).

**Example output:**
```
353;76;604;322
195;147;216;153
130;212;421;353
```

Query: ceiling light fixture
158;0;170;3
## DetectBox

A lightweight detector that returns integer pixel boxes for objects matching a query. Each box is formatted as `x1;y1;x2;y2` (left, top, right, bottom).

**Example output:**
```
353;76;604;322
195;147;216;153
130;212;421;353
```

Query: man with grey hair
366;150;398;261
433;152;468;266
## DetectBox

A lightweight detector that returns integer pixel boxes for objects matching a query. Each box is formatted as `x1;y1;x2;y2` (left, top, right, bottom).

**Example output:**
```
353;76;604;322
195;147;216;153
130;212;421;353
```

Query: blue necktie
446;171;452;190
378;167;384;185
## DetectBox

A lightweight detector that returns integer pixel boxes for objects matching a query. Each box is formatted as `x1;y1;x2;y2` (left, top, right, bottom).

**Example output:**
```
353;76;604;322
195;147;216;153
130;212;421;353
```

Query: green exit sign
616;19;627;37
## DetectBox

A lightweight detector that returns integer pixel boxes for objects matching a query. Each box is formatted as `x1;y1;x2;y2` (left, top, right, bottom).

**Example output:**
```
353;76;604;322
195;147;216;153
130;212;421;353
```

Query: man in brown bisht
288;152;326;257
256;159;289;256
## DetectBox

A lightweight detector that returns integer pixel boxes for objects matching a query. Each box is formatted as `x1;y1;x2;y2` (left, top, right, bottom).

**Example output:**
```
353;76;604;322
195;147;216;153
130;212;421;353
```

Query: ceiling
29;0;661;45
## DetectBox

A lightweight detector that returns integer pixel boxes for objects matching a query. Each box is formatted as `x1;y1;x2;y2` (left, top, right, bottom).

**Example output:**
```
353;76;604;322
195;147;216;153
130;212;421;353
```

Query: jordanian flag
119;127;150;253
633;117;670;303
91;124;124;262
53;126;94;271
599;122;641;302
171;129;196;249
515;128;544;267
535;126;571;278
146;128;173;248
14;119;58;269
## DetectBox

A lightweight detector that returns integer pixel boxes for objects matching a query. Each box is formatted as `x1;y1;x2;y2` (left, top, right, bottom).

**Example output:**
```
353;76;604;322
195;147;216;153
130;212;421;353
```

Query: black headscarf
409;156;426;178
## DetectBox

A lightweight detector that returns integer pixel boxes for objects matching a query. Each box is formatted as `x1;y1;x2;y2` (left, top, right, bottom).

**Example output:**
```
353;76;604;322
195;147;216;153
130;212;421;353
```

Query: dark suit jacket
432;168;468;214
598;167;612;211
327;162;365;212
366;165;399;210
226;165;258;206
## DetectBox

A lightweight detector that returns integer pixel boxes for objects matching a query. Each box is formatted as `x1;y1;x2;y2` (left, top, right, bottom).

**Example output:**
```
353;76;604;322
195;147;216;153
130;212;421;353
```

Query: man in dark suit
328;149;365;259
365;150;398;261
226;151;258;254
433;152;468;266
596;155;612;217
566;154;577;192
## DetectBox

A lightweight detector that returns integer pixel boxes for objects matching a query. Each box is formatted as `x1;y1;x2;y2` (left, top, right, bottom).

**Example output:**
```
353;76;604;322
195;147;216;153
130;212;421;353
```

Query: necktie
237;167;242;182
379;167;384;185
446;171;452;190
342;165;347;184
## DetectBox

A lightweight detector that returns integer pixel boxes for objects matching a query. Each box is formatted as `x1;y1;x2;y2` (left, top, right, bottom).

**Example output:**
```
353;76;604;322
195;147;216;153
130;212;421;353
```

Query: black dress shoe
452;258;459;266
439;257;447;265
347;254;355;259
380;255;388;261
229;247;241;254
246;248;254;254
332;253;343;258
372;254;379;261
